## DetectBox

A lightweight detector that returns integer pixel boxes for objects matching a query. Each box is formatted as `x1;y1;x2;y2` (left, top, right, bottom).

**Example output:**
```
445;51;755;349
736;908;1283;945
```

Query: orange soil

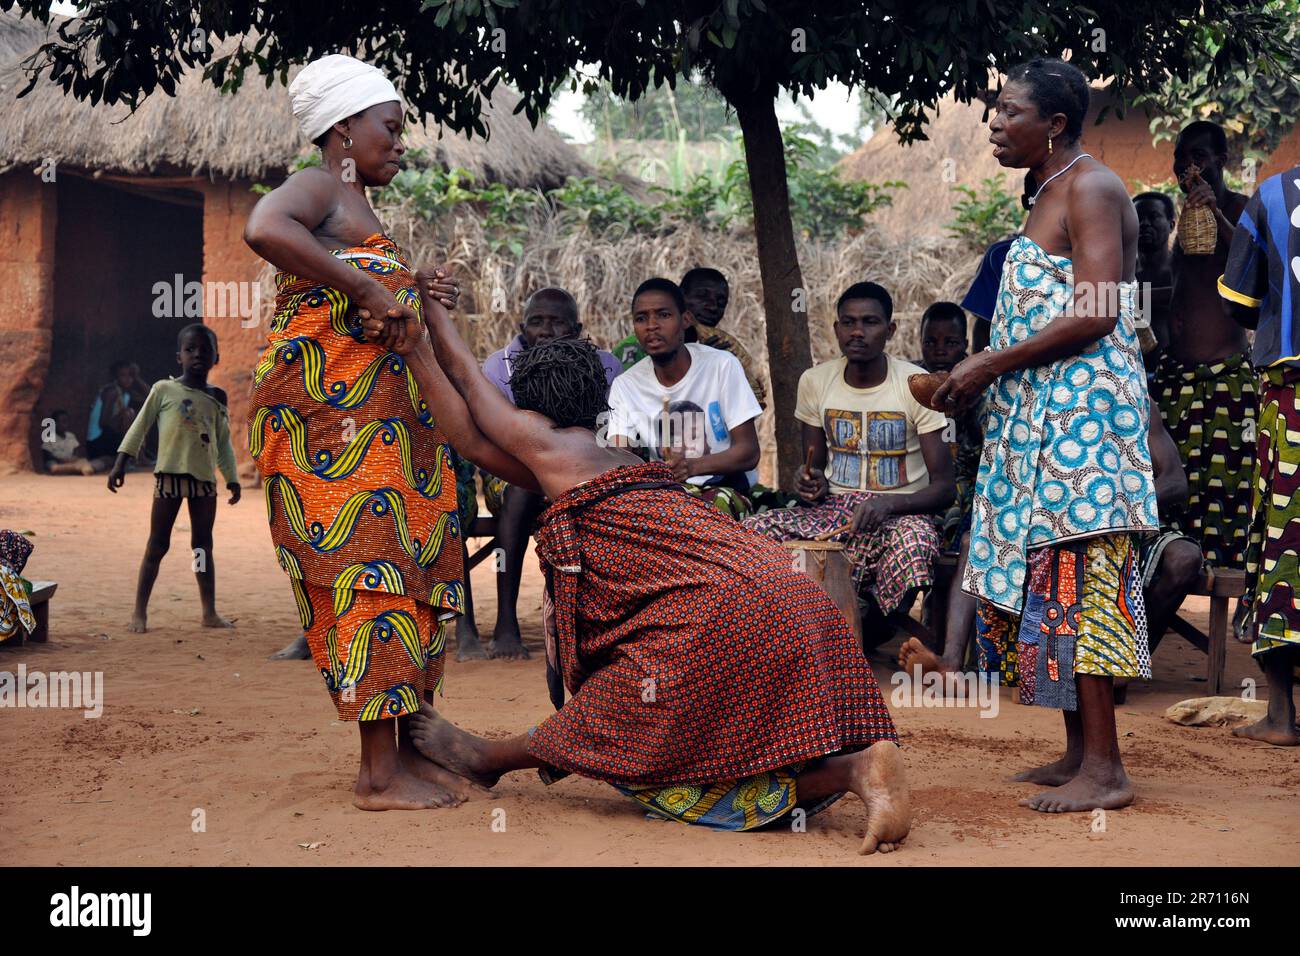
2;473;1297;866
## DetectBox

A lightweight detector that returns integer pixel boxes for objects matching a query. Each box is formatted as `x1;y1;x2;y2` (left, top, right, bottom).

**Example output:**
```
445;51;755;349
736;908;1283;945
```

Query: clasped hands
357;266;460;353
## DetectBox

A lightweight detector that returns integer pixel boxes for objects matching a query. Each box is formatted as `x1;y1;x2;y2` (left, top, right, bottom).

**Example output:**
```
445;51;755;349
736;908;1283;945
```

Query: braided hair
508;337;609;431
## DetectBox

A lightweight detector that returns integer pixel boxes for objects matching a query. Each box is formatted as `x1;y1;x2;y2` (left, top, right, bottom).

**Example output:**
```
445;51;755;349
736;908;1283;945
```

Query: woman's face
988;80;1059;170
341;101;406;186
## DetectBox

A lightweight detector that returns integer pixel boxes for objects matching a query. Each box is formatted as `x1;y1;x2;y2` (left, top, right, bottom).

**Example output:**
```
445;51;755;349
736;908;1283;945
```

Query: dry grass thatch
0;11;589;187
838;95;1011;244
254;204;981;485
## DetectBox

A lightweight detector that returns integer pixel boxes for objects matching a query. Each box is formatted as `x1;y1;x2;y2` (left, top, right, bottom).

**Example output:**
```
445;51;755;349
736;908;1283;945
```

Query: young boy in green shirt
108;324;241;633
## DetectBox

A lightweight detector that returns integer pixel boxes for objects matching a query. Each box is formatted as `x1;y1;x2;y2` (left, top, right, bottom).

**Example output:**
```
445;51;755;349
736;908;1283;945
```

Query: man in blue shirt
1218;164;1300;746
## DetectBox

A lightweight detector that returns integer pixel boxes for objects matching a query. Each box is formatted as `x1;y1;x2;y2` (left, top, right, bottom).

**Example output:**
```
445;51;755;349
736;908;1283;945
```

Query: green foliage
549;177;664;234
580;76;737;142
946;176;1023;251
14;1;1291;148
358;134;898;245
1134;0;1300;162
708;131;902;239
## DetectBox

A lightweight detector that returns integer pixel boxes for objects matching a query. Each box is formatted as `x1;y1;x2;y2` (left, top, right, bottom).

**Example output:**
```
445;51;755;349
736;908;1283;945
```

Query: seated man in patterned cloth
743;282;954;645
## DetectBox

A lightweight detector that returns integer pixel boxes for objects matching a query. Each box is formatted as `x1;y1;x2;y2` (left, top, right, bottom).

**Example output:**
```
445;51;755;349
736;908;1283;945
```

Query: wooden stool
783;540;861;643
1169;566;1246;695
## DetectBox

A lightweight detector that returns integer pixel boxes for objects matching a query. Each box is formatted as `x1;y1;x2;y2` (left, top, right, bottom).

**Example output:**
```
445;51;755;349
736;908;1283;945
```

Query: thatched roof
838;95;1012;244
0;12;589;187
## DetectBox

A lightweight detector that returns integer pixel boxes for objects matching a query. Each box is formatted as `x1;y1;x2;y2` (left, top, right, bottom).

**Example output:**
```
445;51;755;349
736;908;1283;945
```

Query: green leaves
946;176;1022;251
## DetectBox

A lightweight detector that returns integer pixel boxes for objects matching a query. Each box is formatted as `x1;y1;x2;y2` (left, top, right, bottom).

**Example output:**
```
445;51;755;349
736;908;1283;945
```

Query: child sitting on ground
107;324;241;633
42;409;109;475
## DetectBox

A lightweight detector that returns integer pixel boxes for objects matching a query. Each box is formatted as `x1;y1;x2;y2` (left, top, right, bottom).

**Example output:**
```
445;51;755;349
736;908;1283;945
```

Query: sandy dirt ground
2;472;1297;867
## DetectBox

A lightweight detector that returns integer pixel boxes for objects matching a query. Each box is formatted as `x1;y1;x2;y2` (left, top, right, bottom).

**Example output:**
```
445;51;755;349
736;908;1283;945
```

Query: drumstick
660;395;671;451
813;522;854;541
803;446;815;477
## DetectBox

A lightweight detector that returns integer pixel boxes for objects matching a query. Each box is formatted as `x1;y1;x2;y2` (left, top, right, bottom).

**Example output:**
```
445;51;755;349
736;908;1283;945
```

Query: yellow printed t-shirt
795;355;947;496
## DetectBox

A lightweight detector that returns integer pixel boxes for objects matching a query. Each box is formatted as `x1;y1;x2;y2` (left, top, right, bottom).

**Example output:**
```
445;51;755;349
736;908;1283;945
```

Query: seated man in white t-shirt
743;281;955;642
605;277;761;518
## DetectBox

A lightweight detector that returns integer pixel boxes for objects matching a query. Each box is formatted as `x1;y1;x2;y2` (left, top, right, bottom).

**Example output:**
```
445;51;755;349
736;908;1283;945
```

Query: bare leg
488;485;544;659
455;539;487;660
354;717;467;810
1233;647;1300;746
795;741;911;854
188;495;233;628
1021;674;1134;812
1011;708;1083;785
899;530;975;677
130;496;183;632
1143;539;1201;655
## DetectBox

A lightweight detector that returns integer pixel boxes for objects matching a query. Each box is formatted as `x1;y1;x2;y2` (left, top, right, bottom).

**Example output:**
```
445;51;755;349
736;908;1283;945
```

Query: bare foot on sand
408;704;502;788
487;627;530;660
128;614;147;633
1232;716;1300;746
269;635;312;660
456;621;488;661
850;741;911;854
1020;769;1133;813
353;764;464;811
897;637;945;675
202;612;236;629
398;740;487;799
1009;752;1082;787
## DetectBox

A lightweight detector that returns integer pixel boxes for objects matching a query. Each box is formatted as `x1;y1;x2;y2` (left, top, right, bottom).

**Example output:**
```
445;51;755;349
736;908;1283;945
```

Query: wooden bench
4;580;57;647
1169;567;1246;696
464;516;500;571
925;554;1244;693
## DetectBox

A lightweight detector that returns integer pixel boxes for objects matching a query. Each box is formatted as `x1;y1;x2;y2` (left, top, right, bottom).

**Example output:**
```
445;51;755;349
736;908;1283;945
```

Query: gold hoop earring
343;136;353;150
1048;134;1053;155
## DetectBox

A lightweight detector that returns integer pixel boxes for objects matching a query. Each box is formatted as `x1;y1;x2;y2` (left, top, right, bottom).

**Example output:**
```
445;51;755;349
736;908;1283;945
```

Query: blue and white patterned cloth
963;236;1159;614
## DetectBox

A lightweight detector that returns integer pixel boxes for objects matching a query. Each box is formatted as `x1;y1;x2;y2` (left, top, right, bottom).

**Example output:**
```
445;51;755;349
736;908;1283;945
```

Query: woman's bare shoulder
1072;158;1130;200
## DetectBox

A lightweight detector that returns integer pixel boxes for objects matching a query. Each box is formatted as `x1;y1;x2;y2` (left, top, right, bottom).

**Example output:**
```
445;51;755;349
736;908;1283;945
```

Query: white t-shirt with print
606;343;762;486
795;355;947;496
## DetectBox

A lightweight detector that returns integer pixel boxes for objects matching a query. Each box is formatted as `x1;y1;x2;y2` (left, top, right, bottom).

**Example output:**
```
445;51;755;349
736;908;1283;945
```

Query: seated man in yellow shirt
743;282;954;645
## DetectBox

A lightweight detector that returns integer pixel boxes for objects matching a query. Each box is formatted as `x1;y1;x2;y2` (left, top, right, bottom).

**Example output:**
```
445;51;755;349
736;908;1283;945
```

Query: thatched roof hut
0;28;586;187
0;11;590;474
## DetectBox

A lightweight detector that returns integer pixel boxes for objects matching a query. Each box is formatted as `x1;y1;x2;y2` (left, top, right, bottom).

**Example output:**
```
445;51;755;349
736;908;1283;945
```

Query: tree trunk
733;88;812;492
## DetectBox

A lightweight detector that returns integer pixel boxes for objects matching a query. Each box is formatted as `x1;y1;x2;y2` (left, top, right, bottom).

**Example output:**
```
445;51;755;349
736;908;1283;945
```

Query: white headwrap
289;53;402;143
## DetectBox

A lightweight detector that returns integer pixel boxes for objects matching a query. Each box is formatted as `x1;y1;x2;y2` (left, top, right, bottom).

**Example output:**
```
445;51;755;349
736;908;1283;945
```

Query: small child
918;301;970;373
107;324;241;633
42;409;107;475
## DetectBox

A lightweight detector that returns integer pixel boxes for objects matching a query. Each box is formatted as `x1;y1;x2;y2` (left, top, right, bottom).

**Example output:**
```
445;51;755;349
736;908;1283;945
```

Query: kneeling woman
397;272;911;852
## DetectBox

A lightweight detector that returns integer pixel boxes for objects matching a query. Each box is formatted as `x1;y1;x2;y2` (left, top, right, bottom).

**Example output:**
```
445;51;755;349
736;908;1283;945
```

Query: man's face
1173;130;1225;194
682;279;728;328
632;291;691;358
114;366;135;389
921;318;968;372
521;298;578;348
834;297;893;362
1135;197;1173;253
